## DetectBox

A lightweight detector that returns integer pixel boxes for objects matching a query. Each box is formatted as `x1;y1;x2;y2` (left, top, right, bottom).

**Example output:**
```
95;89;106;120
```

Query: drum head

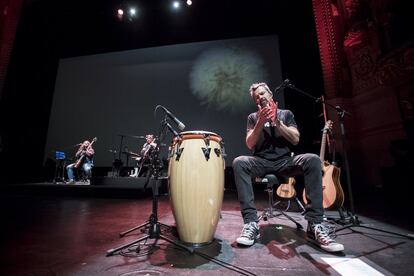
179;130;219;137
171;130;223;147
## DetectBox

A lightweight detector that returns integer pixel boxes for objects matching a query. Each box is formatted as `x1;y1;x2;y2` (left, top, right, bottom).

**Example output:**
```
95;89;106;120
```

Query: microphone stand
110;134;126;177
106;115;194;257
285;82;413;240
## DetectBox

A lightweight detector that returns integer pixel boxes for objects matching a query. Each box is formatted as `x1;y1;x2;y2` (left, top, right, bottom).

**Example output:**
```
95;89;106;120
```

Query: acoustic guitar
303;121;344;209
74;137;97;168
276;177;297;199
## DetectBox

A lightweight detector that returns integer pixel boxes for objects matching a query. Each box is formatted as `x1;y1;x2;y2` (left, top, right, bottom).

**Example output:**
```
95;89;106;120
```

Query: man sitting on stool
232;82;344;253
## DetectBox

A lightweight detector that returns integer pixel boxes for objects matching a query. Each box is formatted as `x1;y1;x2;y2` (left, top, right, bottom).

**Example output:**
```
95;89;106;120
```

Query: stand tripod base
106;221;194;257
258;208;303;229
259;187;303;229
327;211;414;240
335;220;414;240
119;220;173;237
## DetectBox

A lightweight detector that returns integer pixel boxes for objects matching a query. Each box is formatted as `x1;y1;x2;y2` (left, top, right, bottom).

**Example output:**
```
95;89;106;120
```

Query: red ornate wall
312;0;414;189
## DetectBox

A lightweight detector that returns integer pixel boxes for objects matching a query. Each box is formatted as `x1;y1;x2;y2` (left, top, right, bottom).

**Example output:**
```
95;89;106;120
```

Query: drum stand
106;120;194;257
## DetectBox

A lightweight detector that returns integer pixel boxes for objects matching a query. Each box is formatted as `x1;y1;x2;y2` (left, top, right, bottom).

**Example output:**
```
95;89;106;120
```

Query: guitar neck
320;131;327;162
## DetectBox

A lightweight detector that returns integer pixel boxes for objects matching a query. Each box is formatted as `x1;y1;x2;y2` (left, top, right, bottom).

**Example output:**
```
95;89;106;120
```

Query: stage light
186;0;192;6
172;1;180;9
129;8;136;16
117;9;124;20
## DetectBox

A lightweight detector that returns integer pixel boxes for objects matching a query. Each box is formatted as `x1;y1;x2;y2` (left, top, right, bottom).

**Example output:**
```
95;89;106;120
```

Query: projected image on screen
44;35;283;168
190;46;269;112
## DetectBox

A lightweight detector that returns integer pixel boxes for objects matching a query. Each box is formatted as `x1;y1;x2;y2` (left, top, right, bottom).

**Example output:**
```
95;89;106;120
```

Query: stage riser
91;176;166;189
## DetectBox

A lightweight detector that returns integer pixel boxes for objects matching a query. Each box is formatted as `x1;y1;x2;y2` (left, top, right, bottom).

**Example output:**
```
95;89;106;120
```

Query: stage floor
1;187;413;275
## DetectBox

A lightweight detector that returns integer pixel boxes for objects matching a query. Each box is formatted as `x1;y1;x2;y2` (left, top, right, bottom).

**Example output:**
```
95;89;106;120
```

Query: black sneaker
307;222;344;252
236;222;260;246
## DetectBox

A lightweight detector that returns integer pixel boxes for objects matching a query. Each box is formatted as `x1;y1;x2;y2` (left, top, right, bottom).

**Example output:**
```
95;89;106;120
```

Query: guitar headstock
323;120;333;134
92;137;98;143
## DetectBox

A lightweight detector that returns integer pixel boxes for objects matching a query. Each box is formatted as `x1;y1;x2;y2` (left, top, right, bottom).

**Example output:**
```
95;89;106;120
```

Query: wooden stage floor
1;182;414;275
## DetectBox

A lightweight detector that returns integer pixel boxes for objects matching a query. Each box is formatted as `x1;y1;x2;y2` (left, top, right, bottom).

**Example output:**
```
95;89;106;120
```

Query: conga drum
168;130;225;246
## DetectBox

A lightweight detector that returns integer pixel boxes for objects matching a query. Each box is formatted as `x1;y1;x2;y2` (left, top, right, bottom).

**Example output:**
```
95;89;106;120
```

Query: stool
75;169;91;184
256;174;303;229
74;162;93;184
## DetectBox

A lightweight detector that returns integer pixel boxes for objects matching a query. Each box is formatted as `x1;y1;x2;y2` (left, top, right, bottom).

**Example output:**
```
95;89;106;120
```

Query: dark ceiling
19;0;315;58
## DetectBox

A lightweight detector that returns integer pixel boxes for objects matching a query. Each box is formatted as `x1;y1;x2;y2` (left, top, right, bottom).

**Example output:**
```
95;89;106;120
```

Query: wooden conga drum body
168;131;225;246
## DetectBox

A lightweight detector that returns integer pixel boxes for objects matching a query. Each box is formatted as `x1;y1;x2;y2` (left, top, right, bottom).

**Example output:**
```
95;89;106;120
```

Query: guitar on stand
303;120;345;209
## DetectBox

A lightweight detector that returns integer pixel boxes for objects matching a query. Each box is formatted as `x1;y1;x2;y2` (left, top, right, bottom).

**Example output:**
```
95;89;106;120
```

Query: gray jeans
232;153;324;224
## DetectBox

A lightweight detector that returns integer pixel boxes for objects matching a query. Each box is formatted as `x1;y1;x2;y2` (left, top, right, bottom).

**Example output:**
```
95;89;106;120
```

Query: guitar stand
326;110;413;240
328;208;414;240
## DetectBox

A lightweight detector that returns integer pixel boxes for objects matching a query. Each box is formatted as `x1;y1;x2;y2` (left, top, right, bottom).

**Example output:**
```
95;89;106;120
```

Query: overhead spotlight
186;0;192;6
129;8;136;16
117;9;124;20
172;1;180;9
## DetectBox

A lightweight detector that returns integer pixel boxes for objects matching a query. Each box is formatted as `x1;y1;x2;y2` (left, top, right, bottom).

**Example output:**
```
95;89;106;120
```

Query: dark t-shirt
247;108;298;161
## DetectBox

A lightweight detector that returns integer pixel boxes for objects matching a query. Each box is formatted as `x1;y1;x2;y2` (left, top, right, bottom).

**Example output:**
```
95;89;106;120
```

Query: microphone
165;122;179;137
274;79;290;93
160;106;186;131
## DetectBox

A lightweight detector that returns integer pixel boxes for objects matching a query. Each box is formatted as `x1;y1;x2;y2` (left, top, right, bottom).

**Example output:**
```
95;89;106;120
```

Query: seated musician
66;140;95;183
130;134;156;177
232;82;344;252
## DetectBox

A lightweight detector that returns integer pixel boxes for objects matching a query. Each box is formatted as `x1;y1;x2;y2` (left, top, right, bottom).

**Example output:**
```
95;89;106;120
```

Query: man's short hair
249;82;272;98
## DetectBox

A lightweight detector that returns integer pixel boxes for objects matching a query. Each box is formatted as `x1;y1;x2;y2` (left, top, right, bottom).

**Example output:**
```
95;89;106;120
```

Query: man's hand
268;100;278;125
257;99;278;126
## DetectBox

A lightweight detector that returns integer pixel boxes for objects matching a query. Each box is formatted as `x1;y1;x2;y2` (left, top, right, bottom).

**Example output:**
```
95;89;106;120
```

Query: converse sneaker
307;222;344;253
236;222;260;246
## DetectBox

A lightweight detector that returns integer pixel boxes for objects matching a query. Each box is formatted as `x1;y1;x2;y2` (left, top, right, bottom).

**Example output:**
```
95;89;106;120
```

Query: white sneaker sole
321;243;344;253
308;237;344;252
236;234;260;246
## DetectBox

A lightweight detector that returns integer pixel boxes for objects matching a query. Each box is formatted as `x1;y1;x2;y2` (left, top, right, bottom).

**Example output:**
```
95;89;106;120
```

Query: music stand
53;151;66;183
282;80;413;240
106;116;193;257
